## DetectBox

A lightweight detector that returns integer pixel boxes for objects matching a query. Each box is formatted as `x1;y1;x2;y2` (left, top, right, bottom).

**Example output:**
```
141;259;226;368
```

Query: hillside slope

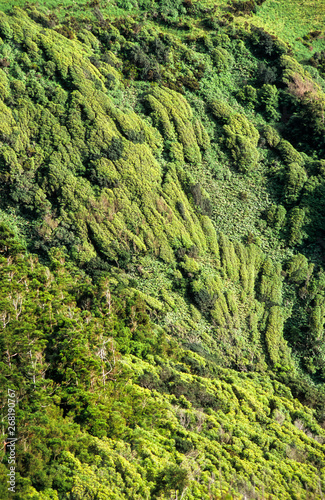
1;1;325;498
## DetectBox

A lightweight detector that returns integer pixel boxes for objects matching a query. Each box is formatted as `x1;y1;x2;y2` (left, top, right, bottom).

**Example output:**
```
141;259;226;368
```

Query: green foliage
193;119;210;150
259;257;282;305
266;204;287;231
284;163;308;204
236;84;257;109
223;113;260;172
257;83;281;120
286;253;310;284
0;12;13;39
158;0;186;23
263;124;281;147
210;100;260;172
288;206;306;246
0;3;325;499
265;305;291;367
146;86;202;163
212;47;234;72
209;100;232;122
277;140;303;165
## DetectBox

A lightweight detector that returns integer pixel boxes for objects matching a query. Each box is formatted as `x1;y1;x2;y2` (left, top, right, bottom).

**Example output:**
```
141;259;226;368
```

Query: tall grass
0;0;140;21
252;0;325;60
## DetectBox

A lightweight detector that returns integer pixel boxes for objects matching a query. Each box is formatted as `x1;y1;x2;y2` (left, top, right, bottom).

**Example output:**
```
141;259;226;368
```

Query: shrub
277;139;303;165
263;124;281;148
105;73;116;90
191;280;217;315
146;87;201;162
169;141;184;162
126;129;145;144
230;0;257;15
209;100;232;122
236;85;257;109
155;464;189;498
265;306;290;366
288;207;306;246
0;14;13;40
266;205;286;231
105;137;124;161
193;119;210;149
211;47;234;72
286;254;310;284
175;437;193;453
146;94;174;139
283;163;307;204
176;201;186;220
223;113;260;172
190;183;212;214
257;61;277;84
258;84;280;120
251;26;276;57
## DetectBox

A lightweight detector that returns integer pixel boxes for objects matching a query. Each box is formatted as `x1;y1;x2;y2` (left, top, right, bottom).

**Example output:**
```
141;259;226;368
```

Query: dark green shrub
104;73;116;90
257;61;278;84
154;465;189;498
251;26;275;56
192;286;216;315
190;183;212;214
230;0;257;15
138;370;160;390
211;47;234;72
309;50;325;74
126;129;145;144
158;0;187;23
191;183;203;206
176;201;186;220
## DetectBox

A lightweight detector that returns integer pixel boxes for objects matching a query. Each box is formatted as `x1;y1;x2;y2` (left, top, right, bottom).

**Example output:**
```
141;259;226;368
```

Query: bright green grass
252;0;325;61
0;0;58;11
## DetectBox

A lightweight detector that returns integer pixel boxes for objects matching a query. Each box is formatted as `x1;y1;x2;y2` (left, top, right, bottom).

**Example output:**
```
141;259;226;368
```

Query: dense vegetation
1;0;325;498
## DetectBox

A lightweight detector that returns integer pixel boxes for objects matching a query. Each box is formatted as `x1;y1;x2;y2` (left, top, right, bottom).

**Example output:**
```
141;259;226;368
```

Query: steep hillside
1;1;325;499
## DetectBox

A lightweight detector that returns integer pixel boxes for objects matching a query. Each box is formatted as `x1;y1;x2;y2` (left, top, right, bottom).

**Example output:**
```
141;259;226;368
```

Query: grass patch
0;0;142;21
252;0;325;61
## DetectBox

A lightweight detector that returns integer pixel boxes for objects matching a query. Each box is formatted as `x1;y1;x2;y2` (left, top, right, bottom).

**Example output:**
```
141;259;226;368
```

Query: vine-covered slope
1;1;325;499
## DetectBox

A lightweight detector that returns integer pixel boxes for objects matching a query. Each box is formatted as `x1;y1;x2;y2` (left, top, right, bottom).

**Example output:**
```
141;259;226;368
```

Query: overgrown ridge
1;1;325;498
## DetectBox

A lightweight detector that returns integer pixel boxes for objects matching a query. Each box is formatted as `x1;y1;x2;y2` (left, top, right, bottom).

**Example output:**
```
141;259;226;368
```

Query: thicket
1;2;325;499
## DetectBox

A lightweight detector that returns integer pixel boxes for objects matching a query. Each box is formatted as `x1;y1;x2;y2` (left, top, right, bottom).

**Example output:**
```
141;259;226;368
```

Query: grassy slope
254;0;325;60
1;1;325;499
200;0;325;61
